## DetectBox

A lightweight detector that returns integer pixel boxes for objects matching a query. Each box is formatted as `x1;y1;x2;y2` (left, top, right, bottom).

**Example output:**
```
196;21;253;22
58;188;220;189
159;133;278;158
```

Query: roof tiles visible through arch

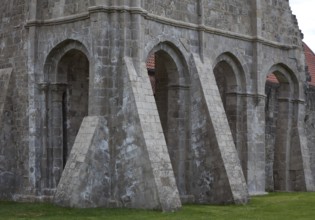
145;43;315;86
266;42;315;86
303;42;315;87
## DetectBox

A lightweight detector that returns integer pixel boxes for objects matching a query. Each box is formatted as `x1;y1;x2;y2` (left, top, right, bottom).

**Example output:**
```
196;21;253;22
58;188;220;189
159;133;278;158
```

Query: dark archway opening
213;59;247;179
146;48;191;201
265;71;294;192
213;61;237;141
46;49;89;189
265;73;279;191
58;50;89;162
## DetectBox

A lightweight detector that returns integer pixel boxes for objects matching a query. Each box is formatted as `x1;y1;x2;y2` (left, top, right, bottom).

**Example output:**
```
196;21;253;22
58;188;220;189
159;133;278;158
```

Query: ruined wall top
261;0;302;46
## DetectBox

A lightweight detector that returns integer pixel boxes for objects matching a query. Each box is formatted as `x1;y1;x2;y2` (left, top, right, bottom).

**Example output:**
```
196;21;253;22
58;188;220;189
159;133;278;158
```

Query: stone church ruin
0;0;315;212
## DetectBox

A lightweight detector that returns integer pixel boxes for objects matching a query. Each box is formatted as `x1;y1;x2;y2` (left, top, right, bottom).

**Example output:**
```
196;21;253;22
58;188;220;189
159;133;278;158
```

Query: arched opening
264;67;296;192
213;61;237;140
213;54;247;178
265;73;280;191
57;50;89;164
43;46;89;191
146;45;191;200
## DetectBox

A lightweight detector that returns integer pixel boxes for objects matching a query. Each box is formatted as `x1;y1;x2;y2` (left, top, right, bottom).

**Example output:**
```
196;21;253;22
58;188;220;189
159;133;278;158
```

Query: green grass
1;192;315;220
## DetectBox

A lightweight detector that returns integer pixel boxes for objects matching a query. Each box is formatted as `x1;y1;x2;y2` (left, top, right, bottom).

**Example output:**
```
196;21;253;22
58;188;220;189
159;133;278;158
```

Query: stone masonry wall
143;0;252;36
261;0;302;45
204;0;252;35
0;0;313;210
0;68;15;199
305;86;315;184
38;0;91;20
0;0;29;198
143;0;198;23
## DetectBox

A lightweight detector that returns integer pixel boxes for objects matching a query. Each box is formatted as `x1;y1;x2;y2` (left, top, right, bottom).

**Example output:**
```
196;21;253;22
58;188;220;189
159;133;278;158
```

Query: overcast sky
290;0;315;51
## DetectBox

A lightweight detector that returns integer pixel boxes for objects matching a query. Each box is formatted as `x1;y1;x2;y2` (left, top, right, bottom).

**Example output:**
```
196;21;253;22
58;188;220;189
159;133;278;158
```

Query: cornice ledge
25;12;90;28
88;5;146;14
24;6;299;50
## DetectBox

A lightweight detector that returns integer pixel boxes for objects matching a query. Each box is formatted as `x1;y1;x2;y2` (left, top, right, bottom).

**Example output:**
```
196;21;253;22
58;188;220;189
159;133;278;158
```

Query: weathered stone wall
38;0;91;19
0;69;15;199
25;21;93;199
204;0;252;35
143;0;198;23
0;0;29;199
261;0;301;45
305;86;315;185
0;0;314;211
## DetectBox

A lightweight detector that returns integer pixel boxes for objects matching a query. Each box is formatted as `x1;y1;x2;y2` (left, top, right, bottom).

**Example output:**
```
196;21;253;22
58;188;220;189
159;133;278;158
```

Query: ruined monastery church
0;0;315;211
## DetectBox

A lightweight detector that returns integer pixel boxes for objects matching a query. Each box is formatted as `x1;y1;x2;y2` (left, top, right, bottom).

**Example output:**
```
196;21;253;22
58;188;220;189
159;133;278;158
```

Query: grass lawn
0;192;315;220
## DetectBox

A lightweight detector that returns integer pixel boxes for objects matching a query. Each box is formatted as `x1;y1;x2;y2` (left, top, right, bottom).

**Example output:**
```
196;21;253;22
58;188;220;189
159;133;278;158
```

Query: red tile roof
303;42;315;86
146;54;155;70
267;73;279;84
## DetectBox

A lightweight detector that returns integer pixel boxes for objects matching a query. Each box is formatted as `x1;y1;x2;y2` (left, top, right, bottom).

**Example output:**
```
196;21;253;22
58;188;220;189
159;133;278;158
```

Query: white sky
290;0;315;51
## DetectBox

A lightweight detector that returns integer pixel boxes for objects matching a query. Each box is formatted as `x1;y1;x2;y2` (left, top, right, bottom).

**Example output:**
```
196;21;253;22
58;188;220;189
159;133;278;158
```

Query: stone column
167;84;190;199
27;0;39;195
273;96;293;191
252;0;262;37
245;94;266;195
130;0;143;73
197;0;205;61
38;83;50;193
248;0;266;193
49;83;67;189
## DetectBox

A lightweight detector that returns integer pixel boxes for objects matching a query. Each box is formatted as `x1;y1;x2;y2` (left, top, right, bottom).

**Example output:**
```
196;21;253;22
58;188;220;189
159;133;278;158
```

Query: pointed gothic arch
213;52;247;178
264;63;308;192
41;40;90;191
145;41;192;201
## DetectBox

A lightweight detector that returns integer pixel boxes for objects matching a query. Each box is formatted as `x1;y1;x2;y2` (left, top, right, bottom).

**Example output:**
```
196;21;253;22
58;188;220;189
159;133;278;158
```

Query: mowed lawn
1;192;315;220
